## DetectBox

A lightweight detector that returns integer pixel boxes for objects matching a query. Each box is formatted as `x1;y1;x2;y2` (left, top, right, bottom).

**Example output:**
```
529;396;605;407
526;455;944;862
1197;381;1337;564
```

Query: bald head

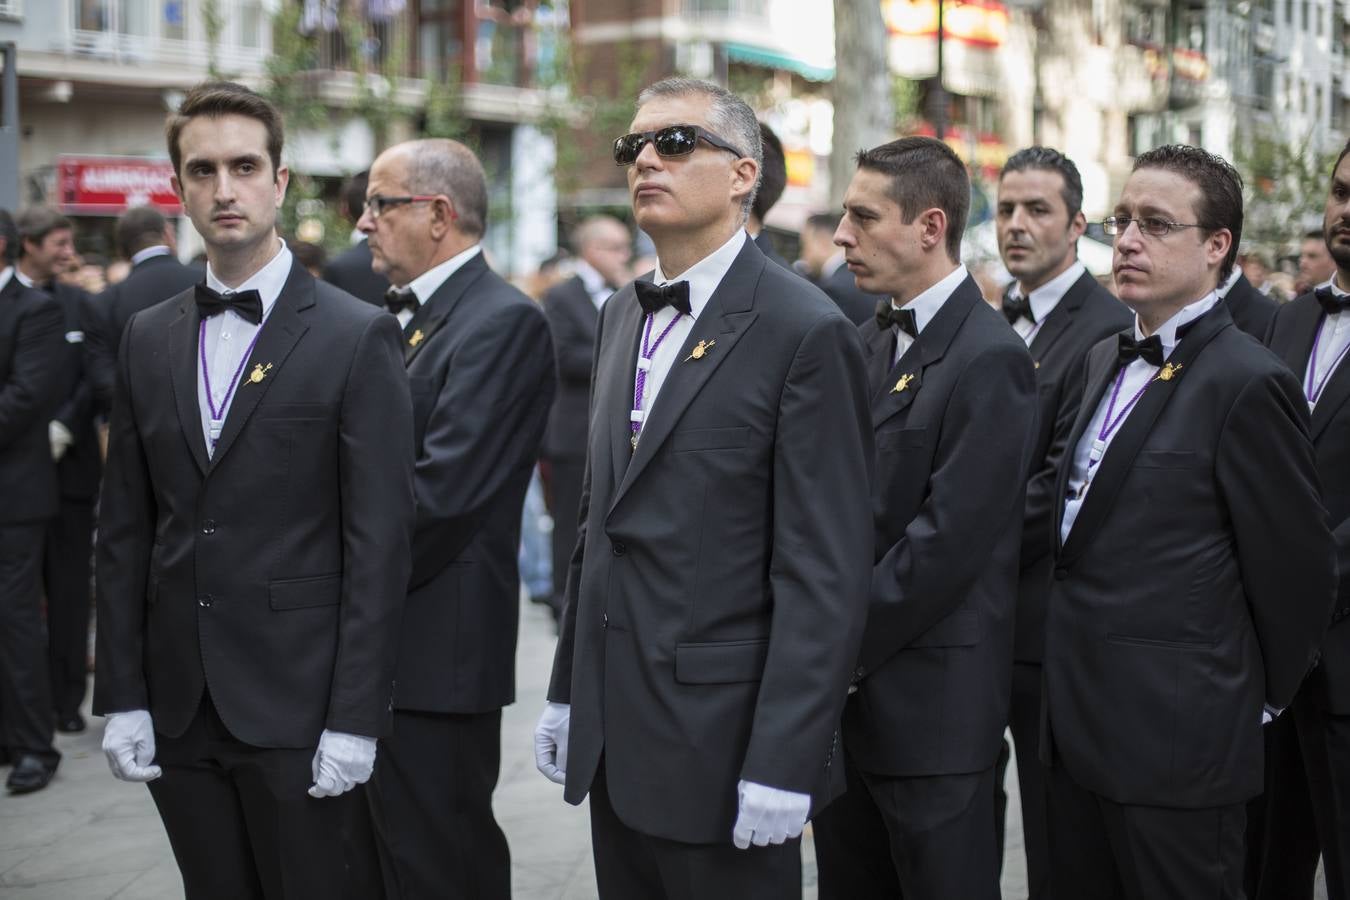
572;215;632;287
388;139;489;238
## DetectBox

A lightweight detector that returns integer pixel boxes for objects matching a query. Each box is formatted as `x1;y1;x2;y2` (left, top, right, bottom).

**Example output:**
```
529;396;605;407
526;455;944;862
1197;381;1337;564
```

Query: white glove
534;702;570;785
1262;704;1284;725
49;420;73;461
308;730;377;798
732;780;810;850
102;709;162;782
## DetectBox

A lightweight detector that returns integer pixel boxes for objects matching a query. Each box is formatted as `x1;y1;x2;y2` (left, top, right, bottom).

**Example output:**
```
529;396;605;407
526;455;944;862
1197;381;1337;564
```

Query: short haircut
401;139;488;239
342;170;370;222
855;137;969;262
571;215;628;252
752;122;786;222
166;81;284;180
1000;146;1084;219
0;209;16;264
805;212;841;234
1133;144;1243;282
636;78;763;220
1336;137;1350;173
16;206;73;257
116;206;169;259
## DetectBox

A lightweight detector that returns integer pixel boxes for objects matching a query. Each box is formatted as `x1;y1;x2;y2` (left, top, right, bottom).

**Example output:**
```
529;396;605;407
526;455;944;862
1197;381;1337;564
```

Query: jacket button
1054;568;1068;581
198;594;214;608
201;520;216;535
612;542;626;557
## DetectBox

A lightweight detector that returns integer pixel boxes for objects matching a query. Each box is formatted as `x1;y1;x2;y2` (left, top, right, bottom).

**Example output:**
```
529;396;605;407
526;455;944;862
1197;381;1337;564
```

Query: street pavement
0;590;1161;899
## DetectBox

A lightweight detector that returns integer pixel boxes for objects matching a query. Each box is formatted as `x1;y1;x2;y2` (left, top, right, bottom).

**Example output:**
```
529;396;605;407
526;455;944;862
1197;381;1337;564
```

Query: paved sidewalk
0;596;1038;898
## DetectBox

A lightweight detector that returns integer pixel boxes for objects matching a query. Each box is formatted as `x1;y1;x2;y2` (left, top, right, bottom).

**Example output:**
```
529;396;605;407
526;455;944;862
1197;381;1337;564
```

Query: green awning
724;42;835;82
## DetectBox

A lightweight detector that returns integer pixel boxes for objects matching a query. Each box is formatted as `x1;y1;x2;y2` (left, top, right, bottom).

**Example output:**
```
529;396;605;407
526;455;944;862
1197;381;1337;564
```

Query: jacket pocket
672;426;751;453
909;607;981;648
1106;633;1216;650
269;573;342;610
876;426;927;451
1134;450;1203;469
675;638;769;684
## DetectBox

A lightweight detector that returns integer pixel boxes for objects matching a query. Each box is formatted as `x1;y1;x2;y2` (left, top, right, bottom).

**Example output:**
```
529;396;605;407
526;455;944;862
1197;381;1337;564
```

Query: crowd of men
1;74;1349;900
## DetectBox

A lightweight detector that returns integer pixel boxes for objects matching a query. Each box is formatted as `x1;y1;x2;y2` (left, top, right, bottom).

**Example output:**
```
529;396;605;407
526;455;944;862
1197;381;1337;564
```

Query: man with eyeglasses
1041;144;1334;898
357;138;556;899
534;77;873;899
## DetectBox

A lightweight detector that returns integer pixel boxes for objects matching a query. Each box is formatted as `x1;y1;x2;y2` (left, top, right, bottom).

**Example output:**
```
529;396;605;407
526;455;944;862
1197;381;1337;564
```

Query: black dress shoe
6;756;55;794
56;713;86;734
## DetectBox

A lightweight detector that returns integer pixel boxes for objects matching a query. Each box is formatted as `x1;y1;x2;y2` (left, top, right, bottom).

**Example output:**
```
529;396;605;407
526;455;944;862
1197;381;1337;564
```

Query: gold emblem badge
683;339;716;362
248;363;272;384
1158;362;1183;382
891;373;915;394
409;329;425;348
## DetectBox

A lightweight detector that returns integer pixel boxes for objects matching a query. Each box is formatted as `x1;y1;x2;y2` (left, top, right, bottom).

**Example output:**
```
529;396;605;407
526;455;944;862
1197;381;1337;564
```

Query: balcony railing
66;0;269;71
683;0;769;19
0;0;22;19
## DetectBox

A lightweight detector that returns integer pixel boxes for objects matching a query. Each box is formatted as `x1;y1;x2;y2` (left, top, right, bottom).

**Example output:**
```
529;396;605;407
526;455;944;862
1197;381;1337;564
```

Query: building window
0;0;22;18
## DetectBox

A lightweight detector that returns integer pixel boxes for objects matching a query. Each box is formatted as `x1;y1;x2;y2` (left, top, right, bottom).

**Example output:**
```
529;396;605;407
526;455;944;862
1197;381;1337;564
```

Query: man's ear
918;207;949;254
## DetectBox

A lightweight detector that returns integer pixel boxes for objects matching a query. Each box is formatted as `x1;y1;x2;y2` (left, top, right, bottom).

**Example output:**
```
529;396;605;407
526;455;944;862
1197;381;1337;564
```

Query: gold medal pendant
891;373;914;394
248;362;272;384
683;339;716;362
1158;362;1183;382
409;329;425;348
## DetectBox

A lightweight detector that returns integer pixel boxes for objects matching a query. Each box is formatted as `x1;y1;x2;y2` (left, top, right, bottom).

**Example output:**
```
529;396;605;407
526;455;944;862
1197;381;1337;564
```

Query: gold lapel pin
409;329;425;348
1158;362;1183;382
248;362;272;385
891;373;915;394
683;339;716;362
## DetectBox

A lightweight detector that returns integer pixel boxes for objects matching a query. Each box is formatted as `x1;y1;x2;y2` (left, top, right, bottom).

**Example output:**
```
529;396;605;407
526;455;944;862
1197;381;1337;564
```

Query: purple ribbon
200;316;263;449
1305;315;1350;405
630;311;683;448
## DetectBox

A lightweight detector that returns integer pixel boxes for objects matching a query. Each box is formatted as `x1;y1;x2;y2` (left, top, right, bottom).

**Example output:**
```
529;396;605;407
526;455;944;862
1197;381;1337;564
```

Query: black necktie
875;298;918;339
1003;291;1035;326
385;286;419;316
195;283;263;325
1117;332;1165;367
1316;286;1350;317
634;280;692;316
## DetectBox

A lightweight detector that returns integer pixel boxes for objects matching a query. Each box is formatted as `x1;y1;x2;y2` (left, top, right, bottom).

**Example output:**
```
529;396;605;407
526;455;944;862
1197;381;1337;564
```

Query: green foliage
1236;128;1338;248
892;75;920;128
203;0;224;78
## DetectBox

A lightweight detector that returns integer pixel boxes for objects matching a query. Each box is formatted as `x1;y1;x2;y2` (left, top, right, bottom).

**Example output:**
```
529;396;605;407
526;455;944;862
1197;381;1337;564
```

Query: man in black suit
747;122;791;269
1043;145;1334;898
14;207;102;736
798;211;881;325
541;215;631;619
357;137;556;898
1299;229;1338;297
1217;263;1278;338
990;147;1131;899
0;208;67;794
322;170;389;306
535;77;873;899
94;81;414;898
1257;140;1350;900
85;206;200;414
811;137;1039;900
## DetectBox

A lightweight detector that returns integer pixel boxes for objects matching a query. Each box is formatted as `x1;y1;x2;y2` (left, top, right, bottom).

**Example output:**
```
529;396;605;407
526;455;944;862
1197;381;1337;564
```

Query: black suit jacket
322;238;389;306
1225;271;1279;339
1268;291;1350;714
394;252;555;714
0;276;66;524
86;253;201;414
547;237;874;844
1044;304;1334;808
817;261;882;327
542;274;599;462
1015;272;1131;662
753;230;792;270
38;281;102;501
93;262;416;748
846;275;1038;776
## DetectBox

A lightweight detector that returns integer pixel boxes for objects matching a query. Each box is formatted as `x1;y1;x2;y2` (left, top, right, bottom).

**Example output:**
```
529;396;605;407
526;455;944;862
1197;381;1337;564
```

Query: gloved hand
49;420;73;462
534;702;570;785
308;730;377;798
732;780;810;850
1262;704;1283;725
102;709;162;782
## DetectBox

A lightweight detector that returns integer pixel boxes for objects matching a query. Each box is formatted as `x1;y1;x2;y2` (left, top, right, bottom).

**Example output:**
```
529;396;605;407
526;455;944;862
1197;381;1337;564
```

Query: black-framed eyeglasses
613;125;748;167
1101;216;1208;238
363;195;443;220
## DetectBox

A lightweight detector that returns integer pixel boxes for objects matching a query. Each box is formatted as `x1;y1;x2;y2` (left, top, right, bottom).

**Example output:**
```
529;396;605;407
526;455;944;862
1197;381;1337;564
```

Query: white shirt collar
1324;275;1349;297
406;244;482;304
205;239;293;317
1134;291;1220;356
131;245;173;266
0;266;12;294
1012;260;1086;323
654;229;748;321
822;252;848;279
1216;265;1243;298
574;259;609;297
894;264;969;335
14;267;35;288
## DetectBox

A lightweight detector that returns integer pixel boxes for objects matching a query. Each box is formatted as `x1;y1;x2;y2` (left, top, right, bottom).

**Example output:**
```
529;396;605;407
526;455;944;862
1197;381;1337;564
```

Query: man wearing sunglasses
535;77;873;899
357;138;556;899
1041;145;1334;897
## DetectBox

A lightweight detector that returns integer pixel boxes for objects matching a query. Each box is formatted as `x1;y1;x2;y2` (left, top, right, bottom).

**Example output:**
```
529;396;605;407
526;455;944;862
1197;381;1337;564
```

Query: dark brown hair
166;81;284;180
856;137;969;263
1132;144;1243;283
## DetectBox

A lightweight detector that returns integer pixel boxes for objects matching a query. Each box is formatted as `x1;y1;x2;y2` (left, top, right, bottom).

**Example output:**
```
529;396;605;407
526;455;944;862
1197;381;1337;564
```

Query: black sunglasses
613;125;748;167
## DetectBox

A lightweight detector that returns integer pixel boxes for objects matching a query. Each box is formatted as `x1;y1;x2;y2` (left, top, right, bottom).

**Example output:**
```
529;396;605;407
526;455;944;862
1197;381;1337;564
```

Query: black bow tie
1003;292;1035;326
1316;286;1350;317
385;286;419;316
876;298;918;339
195;283;263;325
1117;332;1165;367
634;280;692;316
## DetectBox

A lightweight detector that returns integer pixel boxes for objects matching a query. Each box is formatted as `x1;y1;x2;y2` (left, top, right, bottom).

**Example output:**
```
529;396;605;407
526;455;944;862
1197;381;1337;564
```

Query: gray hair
402;139;488;239
636;78;763;221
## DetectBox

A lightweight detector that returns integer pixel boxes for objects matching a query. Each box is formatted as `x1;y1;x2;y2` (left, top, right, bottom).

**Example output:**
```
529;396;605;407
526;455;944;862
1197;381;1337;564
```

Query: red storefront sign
57;156;182;215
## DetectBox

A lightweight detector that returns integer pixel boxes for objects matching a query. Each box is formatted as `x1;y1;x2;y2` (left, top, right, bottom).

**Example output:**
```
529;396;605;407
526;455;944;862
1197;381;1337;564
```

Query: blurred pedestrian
747;121;791;269
1241;248;1287;302
1217;248;1278;338
287;238;326;278
798;211;881;325
322;169;389;305
1298;228;1337;296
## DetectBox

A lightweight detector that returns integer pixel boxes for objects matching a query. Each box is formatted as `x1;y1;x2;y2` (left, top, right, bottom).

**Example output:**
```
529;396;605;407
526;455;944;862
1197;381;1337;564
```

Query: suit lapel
1052;339;1120;550
167;287;210;475
402;253;490;365
1029;271;1096;362
1298;302;1350;439
862;323;896;400
597;284;643;498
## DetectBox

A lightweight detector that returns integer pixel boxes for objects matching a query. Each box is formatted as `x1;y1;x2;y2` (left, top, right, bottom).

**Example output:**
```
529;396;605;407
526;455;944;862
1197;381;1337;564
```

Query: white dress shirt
1060;291;1220;542
198;240;293;457
1216;265;1243;299
131;245;174;266
397;244;482;329
633;229;746;441
1007;261;1086;346
574;259;615;312
1306;276;1350;410
14;268;34;289
887;264;968;366
0;266;12;294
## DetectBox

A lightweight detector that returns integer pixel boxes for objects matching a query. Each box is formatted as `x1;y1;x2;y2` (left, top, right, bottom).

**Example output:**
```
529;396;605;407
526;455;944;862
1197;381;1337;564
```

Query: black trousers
548;457;585;605
1003;660;1052;899
367;709;509;900
589;765;801;899
814;753;1000;900
0;522;59;765
1046;761;1245;900
148;694;383;900
1245;707;1319;900
43;498;94;717
1294;675;1350;900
